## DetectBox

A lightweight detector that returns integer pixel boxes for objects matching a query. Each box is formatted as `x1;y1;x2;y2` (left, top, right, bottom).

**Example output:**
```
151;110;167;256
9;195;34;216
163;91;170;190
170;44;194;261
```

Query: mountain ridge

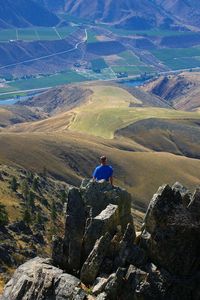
0;0;59;28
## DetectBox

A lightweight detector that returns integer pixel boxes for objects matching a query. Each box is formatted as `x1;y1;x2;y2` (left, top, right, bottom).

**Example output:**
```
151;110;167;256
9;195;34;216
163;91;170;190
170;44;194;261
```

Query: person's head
100;156;107;165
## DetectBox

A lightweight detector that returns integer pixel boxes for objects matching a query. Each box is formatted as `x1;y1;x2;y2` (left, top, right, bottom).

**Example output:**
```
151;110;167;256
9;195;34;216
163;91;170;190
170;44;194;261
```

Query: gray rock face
63;187;86;274
83;204;119;259
2;181;200;300
81;233;111;284
81;180;133;230
54;180;134;280
1;257;86;300
140;184;200;277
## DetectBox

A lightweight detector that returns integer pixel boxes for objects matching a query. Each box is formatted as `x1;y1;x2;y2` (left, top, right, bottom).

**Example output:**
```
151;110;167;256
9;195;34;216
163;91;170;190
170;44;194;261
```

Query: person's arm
93;167;97;181
109;166;114;185
109;176;113;186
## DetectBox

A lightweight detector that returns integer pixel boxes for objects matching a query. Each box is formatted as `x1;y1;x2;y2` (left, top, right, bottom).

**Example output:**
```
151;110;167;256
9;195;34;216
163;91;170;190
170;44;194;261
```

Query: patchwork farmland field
0;71;87;97
91;58;108;70
112;65;154;76
151;47;200;70
118;51;142;65
0;27;76;42
99;25;198;37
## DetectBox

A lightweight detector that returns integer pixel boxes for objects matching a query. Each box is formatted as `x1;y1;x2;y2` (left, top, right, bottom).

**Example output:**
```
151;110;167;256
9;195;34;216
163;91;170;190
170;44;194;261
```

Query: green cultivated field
10;72;87;90
119;51;142;65
87;30;97;43
0;29;17;41
112;65;153;75
35;28;59;40
91;58;108;70
0;71;87;98
18;29;37;41
0;27;76;42
99;25;196;37
151;47;200;70
56;27;76;39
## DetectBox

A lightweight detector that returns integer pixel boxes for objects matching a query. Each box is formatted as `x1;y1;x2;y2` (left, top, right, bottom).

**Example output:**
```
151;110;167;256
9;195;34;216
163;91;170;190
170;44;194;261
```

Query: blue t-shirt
93;165;113;181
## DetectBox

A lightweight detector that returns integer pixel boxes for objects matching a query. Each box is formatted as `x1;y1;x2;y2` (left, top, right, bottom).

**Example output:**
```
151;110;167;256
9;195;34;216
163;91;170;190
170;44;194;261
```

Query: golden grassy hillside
8;84;200;139
0;132;199;208
143;72;200;111
0;82;199;208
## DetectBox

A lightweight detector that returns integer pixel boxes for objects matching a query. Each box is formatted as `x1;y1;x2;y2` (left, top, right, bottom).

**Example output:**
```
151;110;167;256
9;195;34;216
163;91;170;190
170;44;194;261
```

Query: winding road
0;29;88;71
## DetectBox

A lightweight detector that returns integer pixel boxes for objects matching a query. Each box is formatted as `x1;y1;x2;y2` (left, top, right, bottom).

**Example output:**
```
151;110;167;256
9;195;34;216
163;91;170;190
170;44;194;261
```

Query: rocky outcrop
1;257;86;300
63;187;86;274
56;180;134;275
140;184;200;276
80;233;112;284
1;181;200;300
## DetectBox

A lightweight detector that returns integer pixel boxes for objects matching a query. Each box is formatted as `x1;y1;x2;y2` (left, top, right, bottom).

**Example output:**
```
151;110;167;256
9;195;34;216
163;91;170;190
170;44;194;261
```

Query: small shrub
0;203;9;226
10;176;18;192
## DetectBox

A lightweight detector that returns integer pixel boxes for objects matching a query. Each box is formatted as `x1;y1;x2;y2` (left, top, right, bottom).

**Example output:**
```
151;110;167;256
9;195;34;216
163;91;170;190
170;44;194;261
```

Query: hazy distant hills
36;0;200;29
0;0;59;28
143;72;200;112
155;0;200;28
53;0;174;30
2;0;200;30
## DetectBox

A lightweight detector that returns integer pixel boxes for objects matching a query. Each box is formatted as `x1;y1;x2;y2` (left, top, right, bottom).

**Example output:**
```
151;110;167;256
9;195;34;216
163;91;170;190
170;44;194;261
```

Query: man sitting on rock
93;156;113;185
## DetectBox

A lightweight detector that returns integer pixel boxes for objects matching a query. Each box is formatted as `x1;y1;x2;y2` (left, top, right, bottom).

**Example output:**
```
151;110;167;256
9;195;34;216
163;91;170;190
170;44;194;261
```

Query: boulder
80;233;111;284
83;204;119;259
172;182;192;206
96;292;108;300
140;184;200;276
81;180;133;230
1;257;86;300
113;223;146;270
92;277;108;295
104;268;126;300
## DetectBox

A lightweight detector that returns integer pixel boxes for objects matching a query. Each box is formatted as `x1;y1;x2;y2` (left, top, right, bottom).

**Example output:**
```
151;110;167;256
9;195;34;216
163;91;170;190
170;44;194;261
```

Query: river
118;78;151;87
0;92;42;106
0;78;150;106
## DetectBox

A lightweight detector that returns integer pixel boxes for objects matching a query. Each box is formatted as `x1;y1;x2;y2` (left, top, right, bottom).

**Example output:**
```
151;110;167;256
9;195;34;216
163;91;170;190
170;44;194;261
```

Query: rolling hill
116;118;200;159
143;72;200;111
0;81;199;208
0;0;59;28
0;131;200;210
0;80;200;290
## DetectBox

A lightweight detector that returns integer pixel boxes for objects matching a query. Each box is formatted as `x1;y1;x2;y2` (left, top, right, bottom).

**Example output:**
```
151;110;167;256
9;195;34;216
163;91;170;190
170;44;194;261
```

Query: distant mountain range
0;0;59;28
156;0;200;28
1;0;200;30
36;0;200;30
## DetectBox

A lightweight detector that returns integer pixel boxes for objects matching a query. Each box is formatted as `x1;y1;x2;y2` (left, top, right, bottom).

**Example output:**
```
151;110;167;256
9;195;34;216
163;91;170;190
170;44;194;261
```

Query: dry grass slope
0;132;199;208
0;81;200;208
143;72;200;112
